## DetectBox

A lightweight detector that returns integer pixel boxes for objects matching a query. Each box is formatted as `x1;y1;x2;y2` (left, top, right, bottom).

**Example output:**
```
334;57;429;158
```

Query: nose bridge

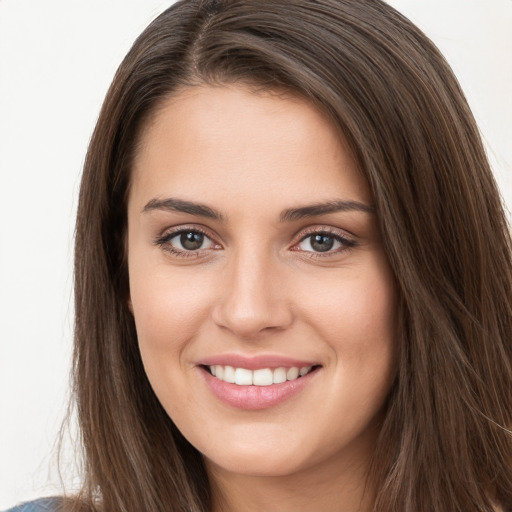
213;242;292;338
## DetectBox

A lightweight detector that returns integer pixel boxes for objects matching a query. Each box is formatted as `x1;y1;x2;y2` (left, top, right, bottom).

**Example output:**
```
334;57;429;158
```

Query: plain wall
1;0;511;508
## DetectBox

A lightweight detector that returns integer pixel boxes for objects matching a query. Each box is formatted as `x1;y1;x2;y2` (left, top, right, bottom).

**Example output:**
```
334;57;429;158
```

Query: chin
205;449;307;478
198;427;336;479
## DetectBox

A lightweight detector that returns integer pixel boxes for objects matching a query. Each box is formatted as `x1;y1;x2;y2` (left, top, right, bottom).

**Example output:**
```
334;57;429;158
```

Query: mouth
199;362;322;410
202;364;320;386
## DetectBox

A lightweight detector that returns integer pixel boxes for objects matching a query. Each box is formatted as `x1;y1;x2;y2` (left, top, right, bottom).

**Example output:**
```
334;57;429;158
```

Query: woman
8;0;512;511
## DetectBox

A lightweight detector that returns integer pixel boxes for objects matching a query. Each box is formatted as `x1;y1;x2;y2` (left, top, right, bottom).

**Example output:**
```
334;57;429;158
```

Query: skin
127;84;397;512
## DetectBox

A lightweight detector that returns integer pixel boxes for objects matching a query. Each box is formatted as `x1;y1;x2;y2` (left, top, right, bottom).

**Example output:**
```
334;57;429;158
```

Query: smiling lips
209;365;314;385
199;358;320;410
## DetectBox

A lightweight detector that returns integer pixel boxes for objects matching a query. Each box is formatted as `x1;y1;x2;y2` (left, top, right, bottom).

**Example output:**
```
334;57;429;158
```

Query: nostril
211;300;294;339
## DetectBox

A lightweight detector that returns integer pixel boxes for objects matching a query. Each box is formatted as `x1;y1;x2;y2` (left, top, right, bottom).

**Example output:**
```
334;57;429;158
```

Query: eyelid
153;223;357;259
296;224;357;239
291;225;357;255
154;224;222;257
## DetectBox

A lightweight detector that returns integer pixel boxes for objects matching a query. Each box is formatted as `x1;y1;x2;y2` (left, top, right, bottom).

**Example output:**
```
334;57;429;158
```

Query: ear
127;294;134;315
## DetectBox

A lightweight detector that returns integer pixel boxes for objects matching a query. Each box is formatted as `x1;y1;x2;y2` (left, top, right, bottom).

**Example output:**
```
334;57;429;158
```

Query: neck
207;451;375;512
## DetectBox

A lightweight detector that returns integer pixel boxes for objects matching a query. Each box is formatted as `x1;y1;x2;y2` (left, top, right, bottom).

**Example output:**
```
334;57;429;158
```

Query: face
127;84;397;480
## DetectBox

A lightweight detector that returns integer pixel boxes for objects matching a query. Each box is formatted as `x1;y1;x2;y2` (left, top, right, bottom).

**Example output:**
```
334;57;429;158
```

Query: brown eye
297;233;341;253
180;231;205;250
295;230;357;254
156;229;218;254
309;234;334;252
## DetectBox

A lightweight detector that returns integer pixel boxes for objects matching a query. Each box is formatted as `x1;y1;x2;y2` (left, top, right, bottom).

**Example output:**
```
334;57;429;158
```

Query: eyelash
154;225;357;259
294;227;357;258
154;226;217;258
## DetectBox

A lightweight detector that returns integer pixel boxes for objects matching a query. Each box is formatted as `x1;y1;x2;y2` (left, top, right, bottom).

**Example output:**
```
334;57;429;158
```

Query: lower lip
200;367;319;410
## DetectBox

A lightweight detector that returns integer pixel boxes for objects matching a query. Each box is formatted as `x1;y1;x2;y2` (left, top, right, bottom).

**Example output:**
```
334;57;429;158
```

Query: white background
1;0;511;508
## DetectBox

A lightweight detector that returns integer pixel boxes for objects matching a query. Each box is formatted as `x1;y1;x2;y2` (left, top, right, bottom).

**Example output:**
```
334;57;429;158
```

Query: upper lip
197;354;320;370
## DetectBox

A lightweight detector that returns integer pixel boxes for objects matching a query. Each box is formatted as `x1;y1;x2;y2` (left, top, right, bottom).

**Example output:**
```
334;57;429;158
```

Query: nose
212;249;294;339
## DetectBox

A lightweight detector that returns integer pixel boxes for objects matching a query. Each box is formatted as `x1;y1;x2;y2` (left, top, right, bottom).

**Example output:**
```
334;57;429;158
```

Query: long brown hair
71;1;512;510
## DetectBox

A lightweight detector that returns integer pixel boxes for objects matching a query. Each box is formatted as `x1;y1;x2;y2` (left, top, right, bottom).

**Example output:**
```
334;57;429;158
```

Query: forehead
130;84;371;214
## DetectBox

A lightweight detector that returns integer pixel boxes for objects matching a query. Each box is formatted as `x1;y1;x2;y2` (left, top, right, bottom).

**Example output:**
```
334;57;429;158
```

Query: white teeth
208;365;315;386
273;367;287;384
223;365;236;383
235;368;253;385
286;367;299;380
299;366;311;376
253;368;273;386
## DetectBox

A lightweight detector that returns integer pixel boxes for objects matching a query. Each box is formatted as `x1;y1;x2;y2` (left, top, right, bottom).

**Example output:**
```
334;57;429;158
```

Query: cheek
128;264;217;419
298;266;396;348
294;257;397;403
128;254;218;381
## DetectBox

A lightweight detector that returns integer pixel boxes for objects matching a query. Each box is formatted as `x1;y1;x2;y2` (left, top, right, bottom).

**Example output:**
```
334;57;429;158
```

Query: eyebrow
142;197;373;222
143;197;225;221
279;199;374;222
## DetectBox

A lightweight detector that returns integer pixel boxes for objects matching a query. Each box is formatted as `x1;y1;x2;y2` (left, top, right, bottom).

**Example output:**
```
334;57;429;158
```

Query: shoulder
3;498;62;512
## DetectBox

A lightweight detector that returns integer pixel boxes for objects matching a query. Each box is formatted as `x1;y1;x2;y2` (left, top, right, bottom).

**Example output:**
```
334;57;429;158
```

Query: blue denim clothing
3;498;61;512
